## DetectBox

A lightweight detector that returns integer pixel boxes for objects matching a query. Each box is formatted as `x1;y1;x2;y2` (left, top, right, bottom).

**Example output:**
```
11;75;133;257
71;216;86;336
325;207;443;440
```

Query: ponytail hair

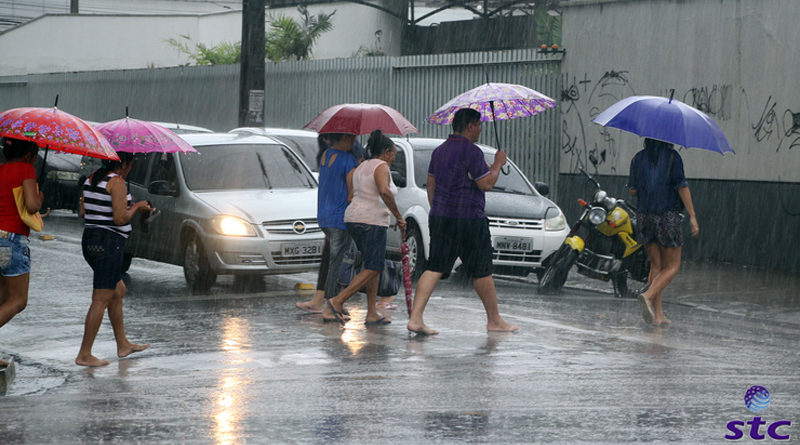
366;130;394;158
90;151;135;187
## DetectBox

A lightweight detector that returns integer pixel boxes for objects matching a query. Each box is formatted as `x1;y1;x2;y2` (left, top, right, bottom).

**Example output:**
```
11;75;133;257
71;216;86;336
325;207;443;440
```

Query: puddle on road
2;361;67;396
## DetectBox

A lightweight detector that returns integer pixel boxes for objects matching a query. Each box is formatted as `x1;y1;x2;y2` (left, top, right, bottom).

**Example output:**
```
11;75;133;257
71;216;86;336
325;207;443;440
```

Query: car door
386;142;415;253
125;153;154;259
145;152;184;263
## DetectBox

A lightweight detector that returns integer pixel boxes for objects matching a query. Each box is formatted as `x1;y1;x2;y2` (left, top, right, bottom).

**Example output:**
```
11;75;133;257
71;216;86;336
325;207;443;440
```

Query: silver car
124;132;324;291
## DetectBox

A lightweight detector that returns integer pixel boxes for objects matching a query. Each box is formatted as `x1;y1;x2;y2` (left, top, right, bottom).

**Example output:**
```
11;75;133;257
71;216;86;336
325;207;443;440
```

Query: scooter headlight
588;207;607;225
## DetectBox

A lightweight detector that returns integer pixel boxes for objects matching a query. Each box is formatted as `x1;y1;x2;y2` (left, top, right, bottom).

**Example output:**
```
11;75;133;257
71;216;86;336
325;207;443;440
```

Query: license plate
493;236;534;252
281;241;323;257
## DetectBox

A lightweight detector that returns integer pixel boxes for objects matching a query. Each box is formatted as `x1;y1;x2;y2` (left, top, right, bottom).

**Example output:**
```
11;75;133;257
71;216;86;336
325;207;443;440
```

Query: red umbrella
304;103;418;135
0;106;118;160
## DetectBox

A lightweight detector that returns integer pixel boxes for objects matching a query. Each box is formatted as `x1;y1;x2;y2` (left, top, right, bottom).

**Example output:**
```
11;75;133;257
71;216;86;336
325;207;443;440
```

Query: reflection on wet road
0;214;798;443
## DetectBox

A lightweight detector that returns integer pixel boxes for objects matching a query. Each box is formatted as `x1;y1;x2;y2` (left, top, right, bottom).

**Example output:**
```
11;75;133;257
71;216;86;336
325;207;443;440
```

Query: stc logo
725;386;792;441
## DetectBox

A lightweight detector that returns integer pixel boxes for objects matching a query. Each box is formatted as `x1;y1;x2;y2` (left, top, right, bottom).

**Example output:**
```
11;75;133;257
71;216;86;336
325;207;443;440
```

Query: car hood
485;192;555;219
194;188;318;223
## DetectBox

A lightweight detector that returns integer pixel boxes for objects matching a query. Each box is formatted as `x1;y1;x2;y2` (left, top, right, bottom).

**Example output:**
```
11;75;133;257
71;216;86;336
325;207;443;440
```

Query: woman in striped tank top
76;152;152;367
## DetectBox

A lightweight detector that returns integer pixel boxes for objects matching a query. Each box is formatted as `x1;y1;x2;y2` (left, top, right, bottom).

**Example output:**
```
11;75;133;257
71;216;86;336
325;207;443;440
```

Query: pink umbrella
304;103;418;136
96;116;197;154
400;236;413;315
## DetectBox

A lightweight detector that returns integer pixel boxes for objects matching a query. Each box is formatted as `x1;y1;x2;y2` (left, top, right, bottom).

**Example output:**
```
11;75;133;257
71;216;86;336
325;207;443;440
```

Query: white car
123;132;324;291
386;138;569;279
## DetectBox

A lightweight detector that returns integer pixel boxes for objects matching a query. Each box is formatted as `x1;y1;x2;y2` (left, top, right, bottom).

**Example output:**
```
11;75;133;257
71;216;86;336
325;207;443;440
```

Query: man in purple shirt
407;108;519;335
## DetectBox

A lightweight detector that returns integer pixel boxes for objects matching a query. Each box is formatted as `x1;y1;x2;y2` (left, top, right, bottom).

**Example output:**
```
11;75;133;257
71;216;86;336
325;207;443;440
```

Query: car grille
493;249;543;263
488;217;544;230
262;218;322;235
270;250;323;265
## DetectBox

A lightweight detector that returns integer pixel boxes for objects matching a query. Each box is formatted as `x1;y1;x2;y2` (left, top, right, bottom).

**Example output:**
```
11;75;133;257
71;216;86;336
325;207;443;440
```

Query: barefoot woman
76;152;151;367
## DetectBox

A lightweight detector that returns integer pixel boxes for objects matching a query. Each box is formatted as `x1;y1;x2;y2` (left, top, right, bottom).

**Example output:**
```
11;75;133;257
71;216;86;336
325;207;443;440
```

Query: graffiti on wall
561;71;742;174
748;93;800;152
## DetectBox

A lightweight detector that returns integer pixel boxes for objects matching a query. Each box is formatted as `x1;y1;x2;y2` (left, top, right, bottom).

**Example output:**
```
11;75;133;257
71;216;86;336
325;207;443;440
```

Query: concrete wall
0;3;402;76
559;0;800;272
560;0;800;182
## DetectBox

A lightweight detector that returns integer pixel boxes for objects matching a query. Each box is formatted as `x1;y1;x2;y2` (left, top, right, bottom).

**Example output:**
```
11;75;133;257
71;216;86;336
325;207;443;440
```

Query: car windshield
411;146;535;195
269;135;319;171
180;143;316;191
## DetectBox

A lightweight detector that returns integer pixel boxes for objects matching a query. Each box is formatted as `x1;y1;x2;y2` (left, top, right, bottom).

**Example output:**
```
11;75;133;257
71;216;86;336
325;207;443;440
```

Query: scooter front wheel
538;245;578;294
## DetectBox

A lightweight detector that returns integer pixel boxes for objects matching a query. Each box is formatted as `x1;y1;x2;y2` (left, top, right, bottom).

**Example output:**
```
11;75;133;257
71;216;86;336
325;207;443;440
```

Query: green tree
265;5;335;62
167;35;241;65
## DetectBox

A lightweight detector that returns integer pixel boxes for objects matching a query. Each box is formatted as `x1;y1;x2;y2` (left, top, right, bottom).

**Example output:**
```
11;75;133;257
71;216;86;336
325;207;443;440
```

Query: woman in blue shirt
628;138;700;326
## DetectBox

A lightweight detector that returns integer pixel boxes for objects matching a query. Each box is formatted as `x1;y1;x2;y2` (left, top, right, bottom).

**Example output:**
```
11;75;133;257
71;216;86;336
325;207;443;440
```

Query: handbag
337;251;401;297
12;185;43;232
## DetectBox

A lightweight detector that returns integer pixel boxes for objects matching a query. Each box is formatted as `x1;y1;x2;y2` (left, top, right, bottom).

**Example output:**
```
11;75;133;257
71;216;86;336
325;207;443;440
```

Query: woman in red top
0;138;44;367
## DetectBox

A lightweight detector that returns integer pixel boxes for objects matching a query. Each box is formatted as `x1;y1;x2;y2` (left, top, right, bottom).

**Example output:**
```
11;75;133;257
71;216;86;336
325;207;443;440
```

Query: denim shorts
346;223;387;271
82;227;127;289
0;233;31;277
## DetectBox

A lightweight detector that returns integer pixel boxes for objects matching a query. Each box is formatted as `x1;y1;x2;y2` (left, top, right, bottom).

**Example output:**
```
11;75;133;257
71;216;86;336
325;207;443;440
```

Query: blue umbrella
592;91;734;154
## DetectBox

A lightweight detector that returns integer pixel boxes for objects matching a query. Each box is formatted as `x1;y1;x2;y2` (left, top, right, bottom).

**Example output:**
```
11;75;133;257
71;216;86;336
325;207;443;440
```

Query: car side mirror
391;171;406;188
534;181;550;196
148;180;177;196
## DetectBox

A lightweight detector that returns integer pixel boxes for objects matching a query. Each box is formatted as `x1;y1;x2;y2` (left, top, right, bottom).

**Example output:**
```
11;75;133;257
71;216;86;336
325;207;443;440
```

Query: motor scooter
538;164;649;298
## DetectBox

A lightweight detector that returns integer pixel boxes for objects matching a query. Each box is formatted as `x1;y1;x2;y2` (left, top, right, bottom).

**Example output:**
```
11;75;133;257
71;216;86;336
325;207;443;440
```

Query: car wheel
183;232;217;292
405;224;426;280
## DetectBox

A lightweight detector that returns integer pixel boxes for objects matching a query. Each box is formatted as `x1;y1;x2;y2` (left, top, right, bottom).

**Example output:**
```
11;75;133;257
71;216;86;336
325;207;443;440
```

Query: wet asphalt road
1;212;798;444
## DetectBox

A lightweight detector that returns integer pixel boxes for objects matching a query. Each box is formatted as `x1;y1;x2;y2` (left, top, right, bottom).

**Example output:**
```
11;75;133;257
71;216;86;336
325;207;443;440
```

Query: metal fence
0;49;562;192
265;49;562;192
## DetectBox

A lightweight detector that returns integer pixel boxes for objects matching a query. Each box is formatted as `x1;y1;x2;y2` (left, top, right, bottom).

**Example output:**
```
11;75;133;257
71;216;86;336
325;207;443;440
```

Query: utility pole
70;0;79;14
239;0;266;127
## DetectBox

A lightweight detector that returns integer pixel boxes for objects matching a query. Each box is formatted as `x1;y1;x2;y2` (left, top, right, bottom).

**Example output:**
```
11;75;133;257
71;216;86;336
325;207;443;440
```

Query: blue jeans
346;223;388;271
321;227;352;298
0;233;31;277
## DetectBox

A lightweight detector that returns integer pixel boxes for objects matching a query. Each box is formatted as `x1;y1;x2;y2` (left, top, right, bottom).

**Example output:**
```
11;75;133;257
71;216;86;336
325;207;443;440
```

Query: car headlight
544;208;567;231
212;215;257;237
588;207;607;225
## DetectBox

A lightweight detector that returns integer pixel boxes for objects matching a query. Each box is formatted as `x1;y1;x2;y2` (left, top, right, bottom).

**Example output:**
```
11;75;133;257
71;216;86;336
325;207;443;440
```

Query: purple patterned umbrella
427;82;556;125
96;117;197;154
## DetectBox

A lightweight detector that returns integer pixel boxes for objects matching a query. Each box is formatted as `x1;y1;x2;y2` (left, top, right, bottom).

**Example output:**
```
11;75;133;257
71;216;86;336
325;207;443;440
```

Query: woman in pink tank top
323;130;406;325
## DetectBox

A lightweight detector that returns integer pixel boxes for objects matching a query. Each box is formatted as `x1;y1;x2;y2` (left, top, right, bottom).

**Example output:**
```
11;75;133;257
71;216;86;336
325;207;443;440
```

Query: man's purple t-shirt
428;134;490;219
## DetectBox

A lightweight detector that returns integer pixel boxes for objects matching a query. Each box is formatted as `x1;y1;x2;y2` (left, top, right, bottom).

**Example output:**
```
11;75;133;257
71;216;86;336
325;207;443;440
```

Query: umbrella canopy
304;103;418;136
592;95;734;154
0;107;118;160
96;117;198;154
427;82;557;125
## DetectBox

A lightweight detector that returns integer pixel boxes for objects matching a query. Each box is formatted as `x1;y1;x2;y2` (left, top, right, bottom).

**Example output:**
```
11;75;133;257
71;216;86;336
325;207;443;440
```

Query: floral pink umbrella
0;106;118;160
96;116;197;154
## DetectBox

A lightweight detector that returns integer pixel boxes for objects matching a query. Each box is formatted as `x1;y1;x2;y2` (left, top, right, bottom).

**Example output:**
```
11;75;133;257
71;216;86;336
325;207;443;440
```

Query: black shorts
426;216;493;279
82;227;126;290
637;211;684;248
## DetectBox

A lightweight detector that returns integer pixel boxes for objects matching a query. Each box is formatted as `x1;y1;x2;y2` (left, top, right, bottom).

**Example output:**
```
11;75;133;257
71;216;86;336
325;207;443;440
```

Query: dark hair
325;133;352;144
2;137;39;161
366;130;394;158
643;138;673;163
452;108;481;133
90;151;135;187
316;134;330;168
